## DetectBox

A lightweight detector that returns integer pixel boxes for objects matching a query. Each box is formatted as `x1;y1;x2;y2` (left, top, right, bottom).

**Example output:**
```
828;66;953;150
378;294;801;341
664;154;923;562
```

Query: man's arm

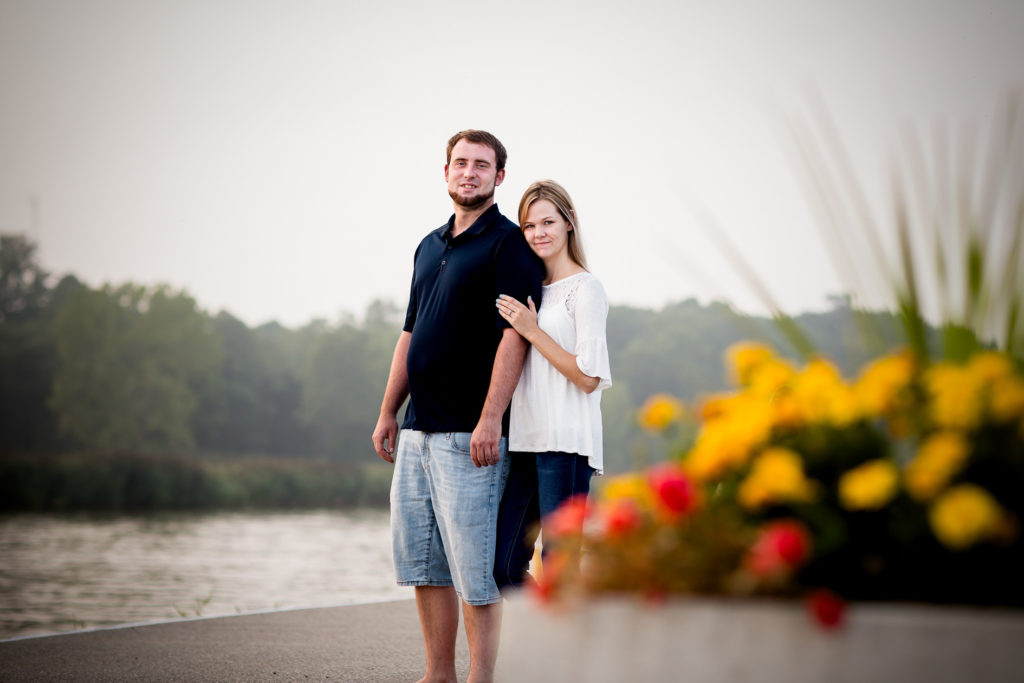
372;331;411;463
470;328;529;468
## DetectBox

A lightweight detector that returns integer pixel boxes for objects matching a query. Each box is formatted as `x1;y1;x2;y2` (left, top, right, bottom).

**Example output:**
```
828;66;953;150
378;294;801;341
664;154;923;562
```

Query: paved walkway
0;599;467;682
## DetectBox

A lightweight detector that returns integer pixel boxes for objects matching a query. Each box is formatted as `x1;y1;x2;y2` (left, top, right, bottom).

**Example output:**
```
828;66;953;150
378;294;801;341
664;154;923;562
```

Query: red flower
747;520;811;577
544;494;589;538
806;589;845;630
647;463;698;520
602;499;642;538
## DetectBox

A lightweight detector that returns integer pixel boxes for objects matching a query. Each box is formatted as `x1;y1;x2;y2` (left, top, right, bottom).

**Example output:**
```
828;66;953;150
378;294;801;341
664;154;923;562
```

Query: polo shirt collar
444;204;502;242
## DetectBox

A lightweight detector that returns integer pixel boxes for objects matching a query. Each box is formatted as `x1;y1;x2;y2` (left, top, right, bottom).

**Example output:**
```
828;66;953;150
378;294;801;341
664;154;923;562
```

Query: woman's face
522;198;571;262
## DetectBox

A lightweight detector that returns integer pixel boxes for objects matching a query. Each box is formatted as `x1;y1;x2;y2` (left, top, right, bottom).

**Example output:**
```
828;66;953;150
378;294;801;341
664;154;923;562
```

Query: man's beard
449;186;494;210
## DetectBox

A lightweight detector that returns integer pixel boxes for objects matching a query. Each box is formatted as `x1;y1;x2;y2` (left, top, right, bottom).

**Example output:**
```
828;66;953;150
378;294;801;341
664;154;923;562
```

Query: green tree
0;234;51;323
193;312;314;456
300;303;398;462
0;238;81;453
50;284;221;451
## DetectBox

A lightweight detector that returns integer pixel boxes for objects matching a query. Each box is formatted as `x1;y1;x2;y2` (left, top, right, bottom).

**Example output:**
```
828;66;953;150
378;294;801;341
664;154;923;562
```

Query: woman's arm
496;294;601;394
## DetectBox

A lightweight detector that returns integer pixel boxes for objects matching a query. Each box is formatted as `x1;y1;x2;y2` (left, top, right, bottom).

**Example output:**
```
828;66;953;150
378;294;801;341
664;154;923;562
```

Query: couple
371;129;611;682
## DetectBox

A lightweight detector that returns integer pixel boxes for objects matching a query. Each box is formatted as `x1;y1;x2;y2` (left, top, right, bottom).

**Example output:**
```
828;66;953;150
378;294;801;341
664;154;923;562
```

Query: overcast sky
2;0;1022;327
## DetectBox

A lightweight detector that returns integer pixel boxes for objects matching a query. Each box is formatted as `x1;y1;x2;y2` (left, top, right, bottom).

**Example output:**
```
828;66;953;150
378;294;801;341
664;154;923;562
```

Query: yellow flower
726;341;777;387
904;431;969;501
924;363;985;431
926;353;1024;430
854;351;916;417
686;396;774;481
599;473;653;509
738;447;818;510
789;358;859;426
748;358;797;399
638;394;685;432
967;351;1015;382
699;392;739;421
988;375;1024;424
929;484;1003;550
767;392;804;429
838;459;900;510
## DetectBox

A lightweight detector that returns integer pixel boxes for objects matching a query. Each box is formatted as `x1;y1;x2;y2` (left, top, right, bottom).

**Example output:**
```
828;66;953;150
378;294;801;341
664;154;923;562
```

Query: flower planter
496;594;1024;682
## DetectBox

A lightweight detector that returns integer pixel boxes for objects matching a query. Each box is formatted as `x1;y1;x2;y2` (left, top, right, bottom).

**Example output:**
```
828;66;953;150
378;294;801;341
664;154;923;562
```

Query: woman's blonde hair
518;180;588;270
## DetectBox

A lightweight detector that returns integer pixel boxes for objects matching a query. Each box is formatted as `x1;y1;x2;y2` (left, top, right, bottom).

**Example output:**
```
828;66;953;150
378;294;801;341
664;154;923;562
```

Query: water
0;509;405;640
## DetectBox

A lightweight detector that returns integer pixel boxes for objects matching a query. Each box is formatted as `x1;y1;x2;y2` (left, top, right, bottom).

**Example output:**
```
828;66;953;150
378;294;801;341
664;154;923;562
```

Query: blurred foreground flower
539;344;1024;613
637;393;686;432
806;589;846;630
745;520;812;580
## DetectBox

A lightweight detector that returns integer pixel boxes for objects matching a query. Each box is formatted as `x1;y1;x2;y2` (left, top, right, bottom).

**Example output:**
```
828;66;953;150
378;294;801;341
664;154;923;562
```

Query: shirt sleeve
402;244;421;333
573;276;612;391
494;229;545;330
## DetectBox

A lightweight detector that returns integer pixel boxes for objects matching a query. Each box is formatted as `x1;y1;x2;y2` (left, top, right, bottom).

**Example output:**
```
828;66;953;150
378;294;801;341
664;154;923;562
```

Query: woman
494;179;612;589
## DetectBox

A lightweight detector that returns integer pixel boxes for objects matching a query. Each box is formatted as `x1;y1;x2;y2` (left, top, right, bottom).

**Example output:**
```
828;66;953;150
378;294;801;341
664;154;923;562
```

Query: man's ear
495;168;506;187
443;164;450;181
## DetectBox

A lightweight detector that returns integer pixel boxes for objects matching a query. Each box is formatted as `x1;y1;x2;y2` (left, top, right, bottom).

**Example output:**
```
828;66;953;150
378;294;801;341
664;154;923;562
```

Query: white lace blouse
509;271;612;474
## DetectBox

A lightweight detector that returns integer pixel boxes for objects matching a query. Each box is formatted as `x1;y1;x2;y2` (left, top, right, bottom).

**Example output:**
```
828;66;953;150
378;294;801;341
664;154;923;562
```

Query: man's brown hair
446;130;508;171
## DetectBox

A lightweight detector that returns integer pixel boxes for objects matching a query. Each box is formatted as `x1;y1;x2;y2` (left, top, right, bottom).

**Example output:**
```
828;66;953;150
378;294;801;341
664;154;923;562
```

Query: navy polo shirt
402;204;544;435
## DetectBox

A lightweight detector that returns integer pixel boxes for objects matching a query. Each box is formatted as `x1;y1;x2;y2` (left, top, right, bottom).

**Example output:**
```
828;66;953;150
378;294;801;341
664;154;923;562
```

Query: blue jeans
493;451;594;590
390;430;510;605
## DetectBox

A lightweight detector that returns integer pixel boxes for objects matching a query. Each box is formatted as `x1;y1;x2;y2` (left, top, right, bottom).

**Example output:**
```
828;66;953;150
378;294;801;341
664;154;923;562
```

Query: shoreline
0;596;412;644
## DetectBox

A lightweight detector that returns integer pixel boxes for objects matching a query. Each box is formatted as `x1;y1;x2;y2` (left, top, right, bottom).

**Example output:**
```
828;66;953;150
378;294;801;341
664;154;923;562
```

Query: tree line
1;233;913;508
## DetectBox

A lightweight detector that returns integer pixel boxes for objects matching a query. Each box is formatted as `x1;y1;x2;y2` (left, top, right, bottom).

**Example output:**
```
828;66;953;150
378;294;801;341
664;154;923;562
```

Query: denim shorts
390;430;510;606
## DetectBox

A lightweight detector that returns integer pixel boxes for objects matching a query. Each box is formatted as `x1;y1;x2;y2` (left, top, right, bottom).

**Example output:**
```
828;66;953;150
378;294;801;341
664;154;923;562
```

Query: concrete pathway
0;599;468;682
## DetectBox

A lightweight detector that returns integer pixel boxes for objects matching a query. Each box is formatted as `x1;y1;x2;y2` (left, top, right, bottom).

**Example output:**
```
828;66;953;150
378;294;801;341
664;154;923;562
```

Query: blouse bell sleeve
573;276;612;392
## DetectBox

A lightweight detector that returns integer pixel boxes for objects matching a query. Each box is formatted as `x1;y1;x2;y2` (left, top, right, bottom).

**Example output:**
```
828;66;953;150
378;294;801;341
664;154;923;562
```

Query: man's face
445;140;505;210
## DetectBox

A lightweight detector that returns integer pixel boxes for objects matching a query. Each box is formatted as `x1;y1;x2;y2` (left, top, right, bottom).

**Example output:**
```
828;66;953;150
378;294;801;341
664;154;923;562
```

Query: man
372;130;543;683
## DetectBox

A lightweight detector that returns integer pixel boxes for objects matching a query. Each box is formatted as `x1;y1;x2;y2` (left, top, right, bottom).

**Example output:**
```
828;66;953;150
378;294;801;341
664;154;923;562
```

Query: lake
0;509;404;640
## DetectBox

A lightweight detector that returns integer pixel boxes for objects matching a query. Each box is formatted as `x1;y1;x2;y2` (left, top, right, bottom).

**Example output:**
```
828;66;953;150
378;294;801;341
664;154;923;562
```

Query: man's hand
470;416;502;468
372;413;399;463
